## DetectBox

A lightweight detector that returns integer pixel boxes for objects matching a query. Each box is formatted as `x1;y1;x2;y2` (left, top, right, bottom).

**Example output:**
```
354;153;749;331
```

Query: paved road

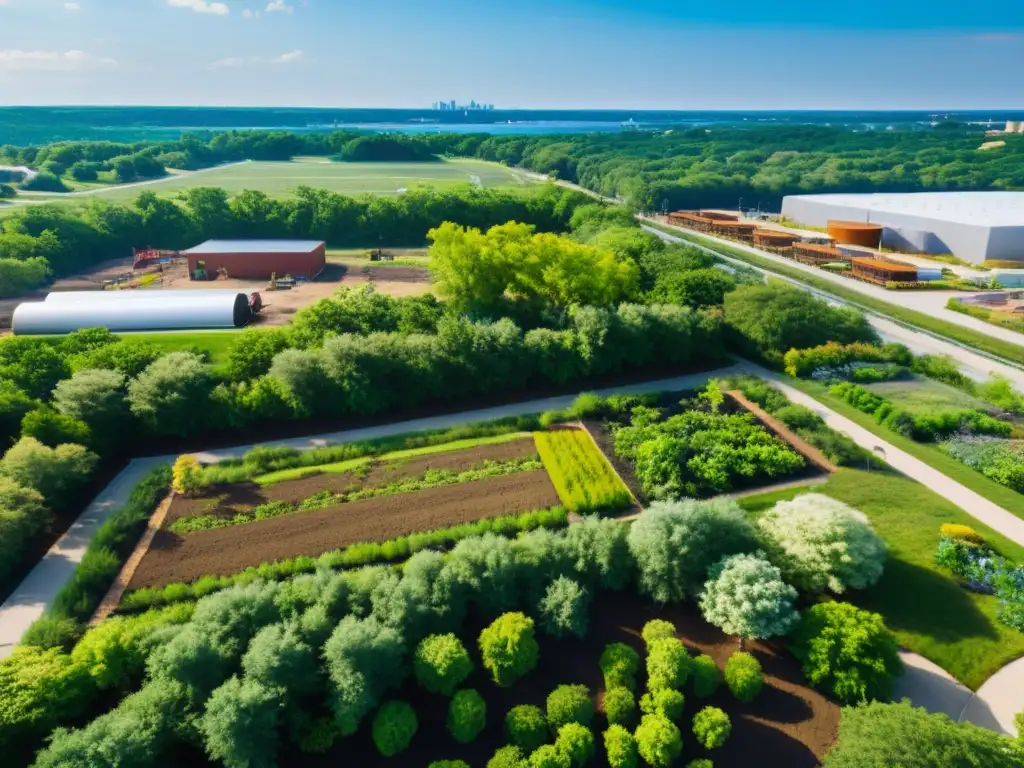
643;218;1024;354
0;366;741;657
960;656;1024;736
645;224;1024;389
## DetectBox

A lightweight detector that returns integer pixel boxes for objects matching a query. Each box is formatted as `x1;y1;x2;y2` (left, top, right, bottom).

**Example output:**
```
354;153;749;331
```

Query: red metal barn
183;240;327;280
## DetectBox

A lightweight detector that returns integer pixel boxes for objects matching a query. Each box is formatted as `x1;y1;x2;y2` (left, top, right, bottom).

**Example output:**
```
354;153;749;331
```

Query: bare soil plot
165;437;539;527
279;592;839;768
129;470;560;588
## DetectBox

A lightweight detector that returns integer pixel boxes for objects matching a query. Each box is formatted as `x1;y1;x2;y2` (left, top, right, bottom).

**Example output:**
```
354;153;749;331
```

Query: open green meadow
4;158;538;212
865;376;990;415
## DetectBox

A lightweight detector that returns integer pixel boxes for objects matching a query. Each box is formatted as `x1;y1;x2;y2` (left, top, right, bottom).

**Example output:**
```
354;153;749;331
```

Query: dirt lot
274;591;839;768
130;469;560;588
164;437;539;527
0;255;432;331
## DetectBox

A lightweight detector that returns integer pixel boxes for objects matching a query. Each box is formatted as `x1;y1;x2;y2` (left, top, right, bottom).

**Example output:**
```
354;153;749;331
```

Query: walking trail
1;362;1022;735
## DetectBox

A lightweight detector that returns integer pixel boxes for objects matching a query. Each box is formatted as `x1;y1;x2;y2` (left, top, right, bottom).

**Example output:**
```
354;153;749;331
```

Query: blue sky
0;0;1021;108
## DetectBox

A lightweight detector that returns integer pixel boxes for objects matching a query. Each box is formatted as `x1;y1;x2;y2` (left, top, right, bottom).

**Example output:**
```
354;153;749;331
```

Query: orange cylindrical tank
827;221;883;249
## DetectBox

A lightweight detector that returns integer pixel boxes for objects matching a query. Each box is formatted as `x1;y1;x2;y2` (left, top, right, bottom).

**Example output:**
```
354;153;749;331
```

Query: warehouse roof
785;192;1024;227
851;257;917;274
184;239;325;254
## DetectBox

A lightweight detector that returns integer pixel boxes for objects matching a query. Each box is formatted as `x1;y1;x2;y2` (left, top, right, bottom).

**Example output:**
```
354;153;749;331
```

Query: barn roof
184;239;325;255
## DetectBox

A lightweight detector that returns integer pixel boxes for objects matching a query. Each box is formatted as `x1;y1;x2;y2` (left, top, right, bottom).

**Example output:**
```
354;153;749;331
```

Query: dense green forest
3;124;1023;212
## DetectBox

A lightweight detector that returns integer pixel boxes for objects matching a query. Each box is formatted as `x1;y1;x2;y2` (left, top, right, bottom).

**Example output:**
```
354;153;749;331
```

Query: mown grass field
117;330;243;370
739;467;1024;690
8;158;538;211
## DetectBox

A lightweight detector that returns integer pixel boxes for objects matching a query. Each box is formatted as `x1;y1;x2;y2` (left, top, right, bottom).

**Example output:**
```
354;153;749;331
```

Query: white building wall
781;195;1023;264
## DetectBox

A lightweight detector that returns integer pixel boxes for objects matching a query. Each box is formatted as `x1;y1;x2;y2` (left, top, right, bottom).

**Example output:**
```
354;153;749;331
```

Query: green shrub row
21;464;171;648
118;506;569;613
830;381;1011;442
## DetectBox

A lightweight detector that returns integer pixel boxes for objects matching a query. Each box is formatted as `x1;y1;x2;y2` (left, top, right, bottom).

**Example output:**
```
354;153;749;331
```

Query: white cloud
64;2;80;9
167;0;229;15
0;49;117;72
242;8;259;18
265;0;293;13
272;49;303;63
210;57;245;68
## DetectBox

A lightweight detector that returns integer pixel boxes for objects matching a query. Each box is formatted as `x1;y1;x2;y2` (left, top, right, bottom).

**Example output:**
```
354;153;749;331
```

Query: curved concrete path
893;650;974;722
959;656;1024;736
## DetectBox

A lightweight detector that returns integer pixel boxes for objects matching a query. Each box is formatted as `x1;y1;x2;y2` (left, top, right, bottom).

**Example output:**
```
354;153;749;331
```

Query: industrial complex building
183;240;327;280
781;192;1024;265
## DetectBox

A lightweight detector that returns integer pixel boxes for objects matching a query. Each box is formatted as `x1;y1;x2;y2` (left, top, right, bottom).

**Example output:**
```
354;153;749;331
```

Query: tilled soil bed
275;591;840;768
130;469;560;588
165;437;539;527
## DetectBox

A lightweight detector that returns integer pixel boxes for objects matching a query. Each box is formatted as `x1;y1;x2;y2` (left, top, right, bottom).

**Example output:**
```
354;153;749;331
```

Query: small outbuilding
183;240;327;280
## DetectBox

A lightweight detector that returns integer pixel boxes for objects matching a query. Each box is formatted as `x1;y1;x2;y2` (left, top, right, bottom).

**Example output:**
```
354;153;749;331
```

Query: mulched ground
165;437;539;527
129;469;560;588
277;591;840;768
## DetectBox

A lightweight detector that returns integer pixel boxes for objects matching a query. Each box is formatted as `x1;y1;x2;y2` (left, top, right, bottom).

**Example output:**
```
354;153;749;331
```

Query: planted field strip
535;426;634;516
253;432;532;485
128;469;562;588
117;506;568;613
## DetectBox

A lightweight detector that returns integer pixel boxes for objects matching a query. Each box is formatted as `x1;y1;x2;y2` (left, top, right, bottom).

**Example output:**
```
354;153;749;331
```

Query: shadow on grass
854;557;1001;644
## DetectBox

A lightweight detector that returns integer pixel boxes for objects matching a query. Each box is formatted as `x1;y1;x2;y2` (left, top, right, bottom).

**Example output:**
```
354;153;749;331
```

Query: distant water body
3;107;1024;143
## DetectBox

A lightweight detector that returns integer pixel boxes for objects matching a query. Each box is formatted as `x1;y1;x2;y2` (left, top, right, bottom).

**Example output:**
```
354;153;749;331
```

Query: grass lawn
739;467;1024;690
253;432;534;485
865;376;989;415
326;247;429;269
19;158;538;207
785;375;1024;521
646;221;1024;368
122;330;244;370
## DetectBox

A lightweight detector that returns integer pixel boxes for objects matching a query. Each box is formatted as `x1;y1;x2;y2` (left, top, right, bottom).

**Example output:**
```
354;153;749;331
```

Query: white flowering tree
699;553;799;645
757;493;886;594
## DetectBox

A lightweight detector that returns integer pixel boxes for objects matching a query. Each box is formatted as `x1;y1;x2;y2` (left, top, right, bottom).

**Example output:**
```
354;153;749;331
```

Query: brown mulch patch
164;437;538;526
129;469;560;589
360;266;430;283
278;591;839;768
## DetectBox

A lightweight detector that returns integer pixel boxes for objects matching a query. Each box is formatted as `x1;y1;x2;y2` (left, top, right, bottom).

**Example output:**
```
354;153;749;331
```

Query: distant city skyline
0;0;1021;108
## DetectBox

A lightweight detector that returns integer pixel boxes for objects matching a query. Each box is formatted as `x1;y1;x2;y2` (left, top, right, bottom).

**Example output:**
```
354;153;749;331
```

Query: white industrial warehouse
13;291;252;335
780;191;1024;265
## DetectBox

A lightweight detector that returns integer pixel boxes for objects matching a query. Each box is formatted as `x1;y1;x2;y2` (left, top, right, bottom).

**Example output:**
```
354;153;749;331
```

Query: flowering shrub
935;534;1024;632
939;523;985;546
783;342;911;379
942;436;1024;493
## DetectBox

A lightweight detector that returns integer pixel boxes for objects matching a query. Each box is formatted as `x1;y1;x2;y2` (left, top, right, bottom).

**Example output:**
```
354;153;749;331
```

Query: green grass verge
646;222;1024;367
738;467;1024;690
784;375;1024;521
534;428;634;516
864;376;989;416
117;330;244;369
253;432;532;485
117;506;569;613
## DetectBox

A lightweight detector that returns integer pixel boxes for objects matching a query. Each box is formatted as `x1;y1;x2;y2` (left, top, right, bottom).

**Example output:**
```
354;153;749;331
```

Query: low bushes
554;722;595;767
603;724;637;768
603;686;636;726
646;638;691;692
942;436;1024;493
24;464;170;645
535;429;633;516
634;713;682;768
935;529;1024;631
506;704;547;752
546;684;593;732
0;478;50;584
414;634;473;696
790;602;903;704
699;552;799;642
613;406;805;498
830;381;1010;442
639;688;684;720
119;506;568;612
538;576;590;639
690;655;721;699
720;375;868;466
372;700;418;756
692;706;731;749
599;643;641;691
480;612;540;687
447;689;486;743
724;651;763;702
783;341;912;379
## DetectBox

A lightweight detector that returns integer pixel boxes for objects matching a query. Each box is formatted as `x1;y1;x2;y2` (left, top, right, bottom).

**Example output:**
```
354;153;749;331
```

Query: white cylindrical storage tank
45;289;243;303
13;293;251;335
